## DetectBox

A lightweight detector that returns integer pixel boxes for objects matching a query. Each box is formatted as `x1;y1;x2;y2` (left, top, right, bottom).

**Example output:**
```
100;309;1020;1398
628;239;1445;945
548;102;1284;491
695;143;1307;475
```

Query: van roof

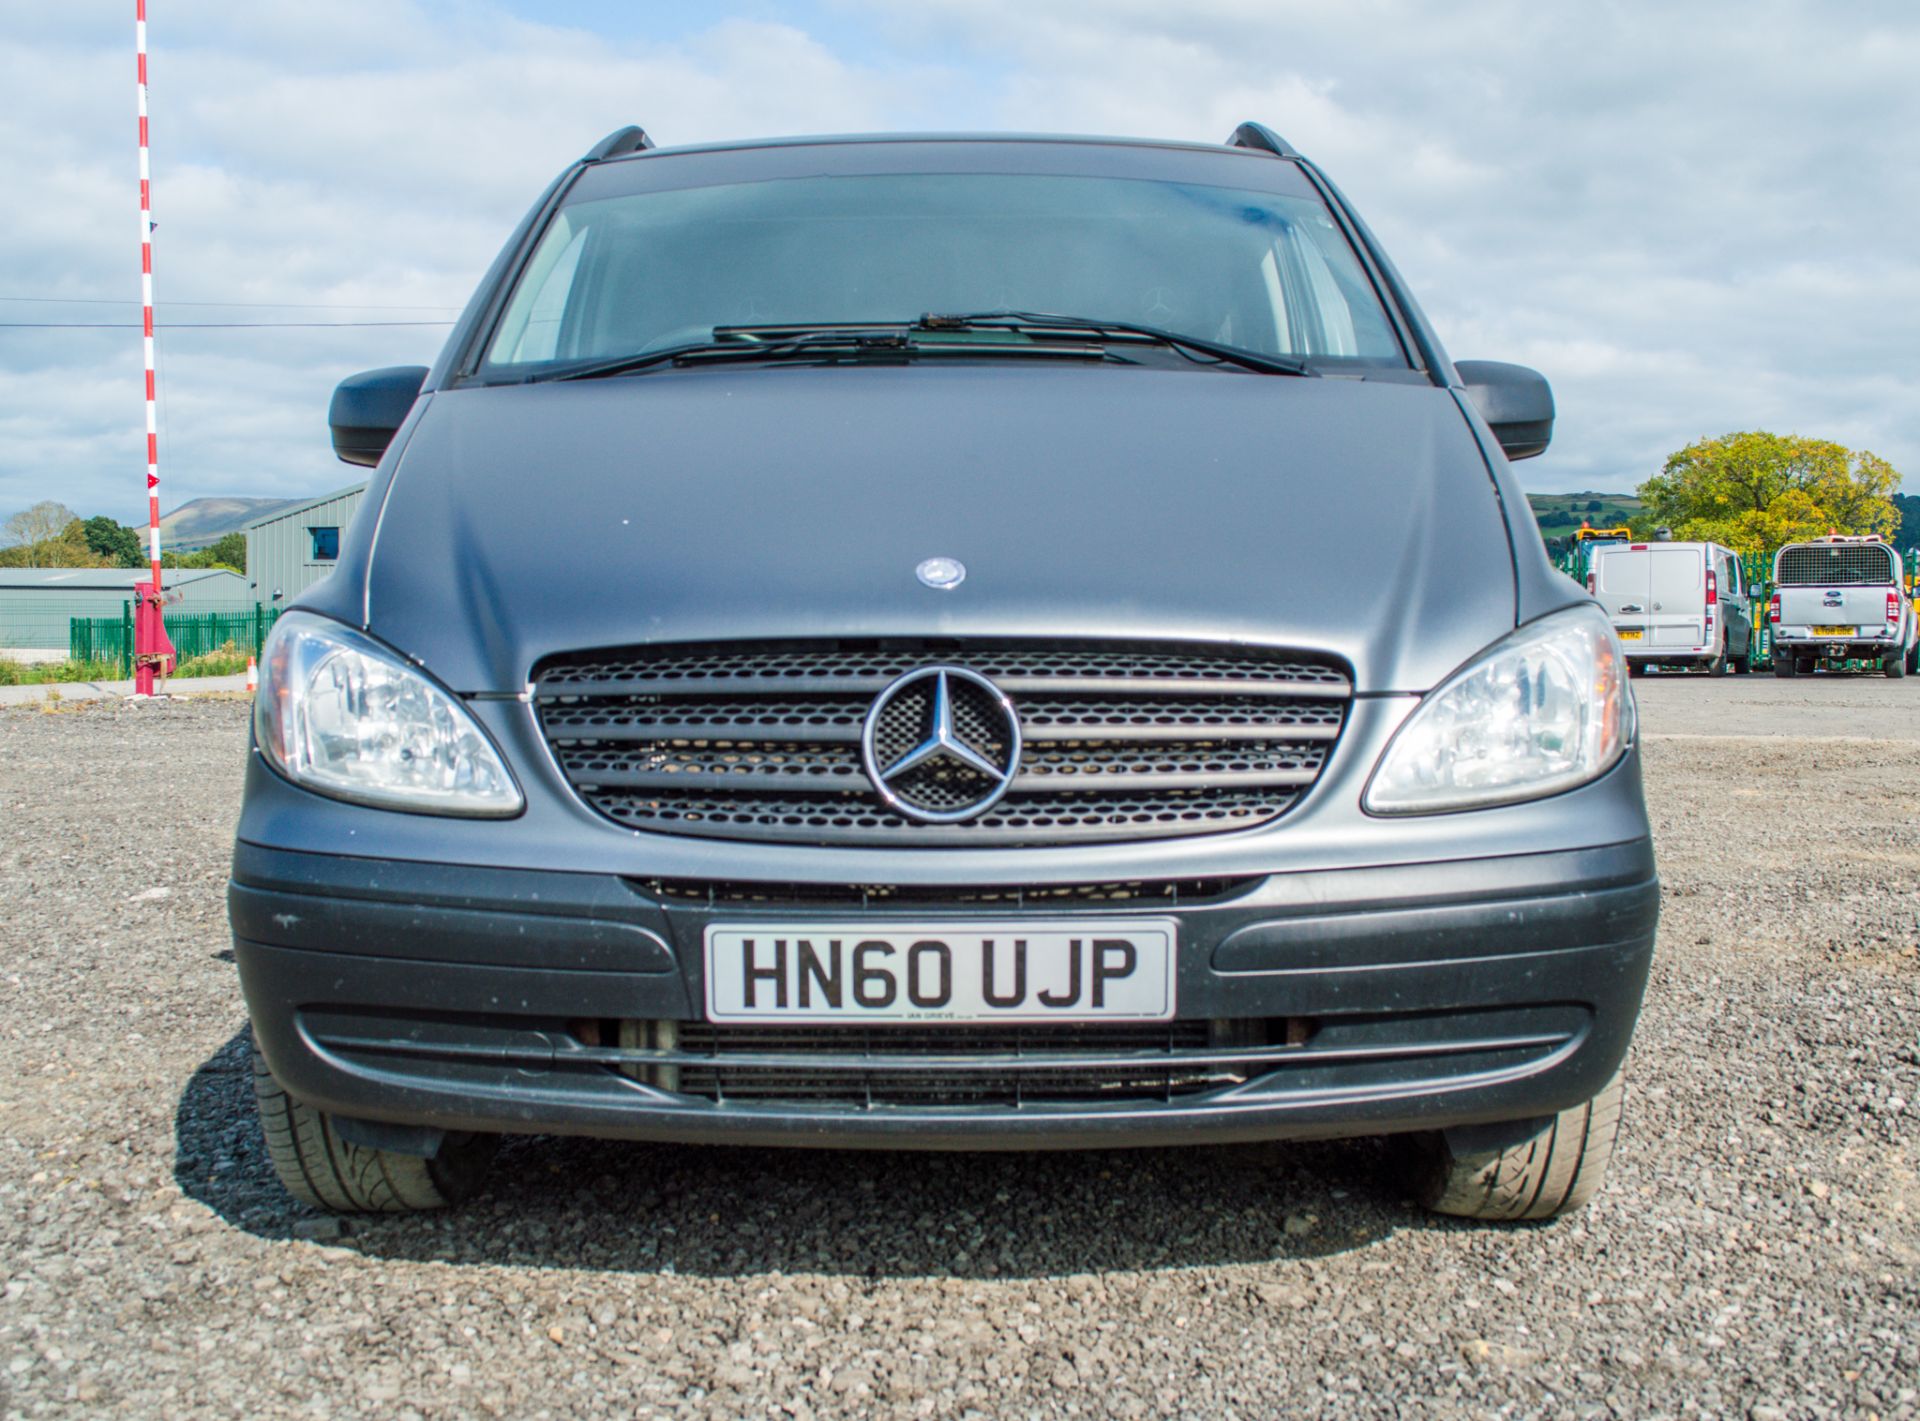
1592;541;1721;553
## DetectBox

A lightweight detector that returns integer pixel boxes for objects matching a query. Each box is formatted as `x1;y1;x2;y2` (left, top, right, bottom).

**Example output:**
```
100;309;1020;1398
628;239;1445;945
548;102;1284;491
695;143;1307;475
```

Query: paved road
1633;668;1919;739
0;694;1914;1418
0;672;251;707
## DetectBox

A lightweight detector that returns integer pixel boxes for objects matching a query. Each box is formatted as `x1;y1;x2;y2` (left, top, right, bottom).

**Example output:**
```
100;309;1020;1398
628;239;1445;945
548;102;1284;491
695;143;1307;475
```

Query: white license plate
704;919;1177;1024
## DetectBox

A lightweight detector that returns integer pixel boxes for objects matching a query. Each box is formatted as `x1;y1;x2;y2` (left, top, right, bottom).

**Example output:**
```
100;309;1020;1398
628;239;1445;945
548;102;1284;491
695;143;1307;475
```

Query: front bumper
233;837;1658;1151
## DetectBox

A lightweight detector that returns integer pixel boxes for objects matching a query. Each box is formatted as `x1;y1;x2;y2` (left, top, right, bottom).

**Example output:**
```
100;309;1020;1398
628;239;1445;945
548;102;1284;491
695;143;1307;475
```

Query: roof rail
1226;122;1300;159
583;126;656;162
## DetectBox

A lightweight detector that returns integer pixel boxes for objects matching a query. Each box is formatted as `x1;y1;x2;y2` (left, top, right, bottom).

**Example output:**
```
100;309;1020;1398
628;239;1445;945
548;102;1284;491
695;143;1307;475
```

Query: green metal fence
68;603;281;678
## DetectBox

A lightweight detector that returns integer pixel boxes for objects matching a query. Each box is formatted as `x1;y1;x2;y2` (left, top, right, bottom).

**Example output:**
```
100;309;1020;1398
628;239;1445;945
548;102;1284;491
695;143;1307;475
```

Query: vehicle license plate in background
704;920;1177;1023
1617;629;1643;641
1813;625;1854;636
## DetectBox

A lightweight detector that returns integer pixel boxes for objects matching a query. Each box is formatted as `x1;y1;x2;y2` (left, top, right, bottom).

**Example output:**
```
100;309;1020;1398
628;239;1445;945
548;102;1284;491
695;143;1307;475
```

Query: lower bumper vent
619;1019;1289;1106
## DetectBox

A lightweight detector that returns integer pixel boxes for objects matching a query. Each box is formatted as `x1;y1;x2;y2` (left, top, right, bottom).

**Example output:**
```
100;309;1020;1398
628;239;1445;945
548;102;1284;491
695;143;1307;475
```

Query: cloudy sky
3;1;1916;529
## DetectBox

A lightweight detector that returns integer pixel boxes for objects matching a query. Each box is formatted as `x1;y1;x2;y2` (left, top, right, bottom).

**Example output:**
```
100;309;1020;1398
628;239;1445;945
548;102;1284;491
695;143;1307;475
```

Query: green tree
203;531;246;572
1;500;79;565
81;516;145;568
0;513;109;568
1637;432;1901;554
1892;492;1920;546
161;533;246;573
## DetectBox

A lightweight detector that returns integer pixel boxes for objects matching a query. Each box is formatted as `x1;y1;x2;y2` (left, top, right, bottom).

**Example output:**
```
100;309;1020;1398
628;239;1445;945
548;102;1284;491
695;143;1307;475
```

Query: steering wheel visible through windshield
480;169;1410;379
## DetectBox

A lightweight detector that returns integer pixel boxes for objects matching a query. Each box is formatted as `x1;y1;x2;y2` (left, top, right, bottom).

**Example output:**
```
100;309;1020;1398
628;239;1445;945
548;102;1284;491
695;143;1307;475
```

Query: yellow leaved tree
1635;432;1900;554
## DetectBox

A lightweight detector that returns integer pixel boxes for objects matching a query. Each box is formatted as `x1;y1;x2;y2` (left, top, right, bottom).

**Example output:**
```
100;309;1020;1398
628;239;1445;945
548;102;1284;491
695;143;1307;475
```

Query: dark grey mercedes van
234;123;1653;1220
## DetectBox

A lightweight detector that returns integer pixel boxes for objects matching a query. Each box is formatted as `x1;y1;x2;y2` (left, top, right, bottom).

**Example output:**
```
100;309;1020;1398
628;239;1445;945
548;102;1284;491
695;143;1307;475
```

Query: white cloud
1;0;1915;527
0;3;951;524
853;0;1920;491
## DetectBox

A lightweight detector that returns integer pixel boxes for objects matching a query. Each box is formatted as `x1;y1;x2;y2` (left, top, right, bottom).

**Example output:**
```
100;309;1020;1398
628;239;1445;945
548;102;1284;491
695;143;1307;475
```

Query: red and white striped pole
133;0;170;695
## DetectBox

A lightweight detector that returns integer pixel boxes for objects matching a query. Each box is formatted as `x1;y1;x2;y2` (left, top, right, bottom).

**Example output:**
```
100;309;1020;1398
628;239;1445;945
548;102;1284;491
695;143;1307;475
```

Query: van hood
358;365;1515;693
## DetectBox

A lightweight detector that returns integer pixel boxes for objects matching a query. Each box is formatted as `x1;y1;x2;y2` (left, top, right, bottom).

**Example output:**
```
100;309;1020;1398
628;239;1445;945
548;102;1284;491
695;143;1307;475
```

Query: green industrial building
244;481;368;607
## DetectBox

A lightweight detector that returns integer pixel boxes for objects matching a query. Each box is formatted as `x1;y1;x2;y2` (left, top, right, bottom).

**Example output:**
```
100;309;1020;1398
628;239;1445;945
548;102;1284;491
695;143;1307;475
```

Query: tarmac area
0;678;1915;1418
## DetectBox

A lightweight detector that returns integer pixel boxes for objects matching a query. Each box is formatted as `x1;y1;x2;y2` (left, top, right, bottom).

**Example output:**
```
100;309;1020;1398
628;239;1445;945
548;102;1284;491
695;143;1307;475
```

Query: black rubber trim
1212;881;1658;973
227;884;674;974
232;838;1653;919
246;942;695;1022
1227;838;1654;916
232;840;659;918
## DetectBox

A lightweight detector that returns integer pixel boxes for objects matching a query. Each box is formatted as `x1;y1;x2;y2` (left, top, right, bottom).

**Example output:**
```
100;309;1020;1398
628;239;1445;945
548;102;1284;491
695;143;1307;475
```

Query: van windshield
480;172;1408;378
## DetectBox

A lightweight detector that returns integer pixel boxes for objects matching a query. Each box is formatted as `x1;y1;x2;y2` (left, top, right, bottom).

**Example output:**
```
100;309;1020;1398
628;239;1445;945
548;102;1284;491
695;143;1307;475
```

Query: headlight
254;611;522;817
1364;604;1631;815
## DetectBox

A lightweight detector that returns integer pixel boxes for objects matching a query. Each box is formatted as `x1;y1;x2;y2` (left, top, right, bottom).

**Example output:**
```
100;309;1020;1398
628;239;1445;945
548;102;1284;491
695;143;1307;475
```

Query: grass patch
173;641;250;679
0;657;120;686
0;639;253;685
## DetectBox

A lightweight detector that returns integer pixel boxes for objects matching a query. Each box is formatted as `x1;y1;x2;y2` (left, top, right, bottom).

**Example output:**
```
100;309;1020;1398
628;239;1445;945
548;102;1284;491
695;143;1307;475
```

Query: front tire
1403;1070;1624;1221
252;1043;496;1212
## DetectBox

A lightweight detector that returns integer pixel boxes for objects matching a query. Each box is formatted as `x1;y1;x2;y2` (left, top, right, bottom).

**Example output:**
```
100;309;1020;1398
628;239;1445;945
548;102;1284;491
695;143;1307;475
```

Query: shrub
173;640;250;679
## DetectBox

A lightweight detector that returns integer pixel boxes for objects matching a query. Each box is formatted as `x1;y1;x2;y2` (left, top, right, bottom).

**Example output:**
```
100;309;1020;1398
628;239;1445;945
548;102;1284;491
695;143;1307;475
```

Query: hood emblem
915;556;966;590
860;667;1021;823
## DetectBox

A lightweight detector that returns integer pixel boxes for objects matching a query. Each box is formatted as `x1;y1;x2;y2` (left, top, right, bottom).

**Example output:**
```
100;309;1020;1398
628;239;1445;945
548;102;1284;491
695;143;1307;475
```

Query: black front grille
634;876;1261;908
534;639;1351;846
662;1020;1249;1105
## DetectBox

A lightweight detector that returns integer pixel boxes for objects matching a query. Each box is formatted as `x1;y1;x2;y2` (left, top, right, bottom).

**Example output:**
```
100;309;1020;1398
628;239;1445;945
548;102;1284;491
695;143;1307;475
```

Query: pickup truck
1770;535;1916;677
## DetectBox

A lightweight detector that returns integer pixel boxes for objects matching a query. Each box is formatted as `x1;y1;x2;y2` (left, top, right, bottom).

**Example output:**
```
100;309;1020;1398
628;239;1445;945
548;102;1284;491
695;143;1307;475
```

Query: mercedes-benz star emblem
915;557;966;590
860;666;1021;823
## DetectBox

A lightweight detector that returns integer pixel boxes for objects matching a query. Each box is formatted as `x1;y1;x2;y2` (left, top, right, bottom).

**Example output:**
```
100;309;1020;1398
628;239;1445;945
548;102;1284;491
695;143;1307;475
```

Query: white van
1588;540;1755;675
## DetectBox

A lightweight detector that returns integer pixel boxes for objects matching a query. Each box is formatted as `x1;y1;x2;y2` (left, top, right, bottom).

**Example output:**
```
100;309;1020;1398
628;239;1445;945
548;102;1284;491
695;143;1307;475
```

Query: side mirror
329;365;428;467
1456;360;1554;461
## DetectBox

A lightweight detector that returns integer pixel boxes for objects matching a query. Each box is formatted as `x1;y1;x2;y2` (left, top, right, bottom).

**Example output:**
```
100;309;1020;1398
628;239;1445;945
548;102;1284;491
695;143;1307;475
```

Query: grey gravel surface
1;685;1915;1419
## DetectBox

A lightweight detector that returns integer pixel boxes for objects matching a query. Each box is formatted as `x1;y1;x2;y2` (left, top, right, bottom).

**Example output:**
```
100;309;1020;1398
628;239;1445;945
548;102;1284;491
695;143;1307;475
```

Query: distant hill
158;496;300;551
1527;491;1643;543
1530;491;1920;548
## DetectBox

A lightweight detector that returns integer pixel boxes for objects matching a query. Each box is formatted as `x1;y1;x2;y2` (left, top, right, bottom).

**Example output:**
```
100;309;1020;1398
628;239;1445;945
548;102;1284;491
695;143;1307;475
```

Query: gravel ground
1;684;1915;1419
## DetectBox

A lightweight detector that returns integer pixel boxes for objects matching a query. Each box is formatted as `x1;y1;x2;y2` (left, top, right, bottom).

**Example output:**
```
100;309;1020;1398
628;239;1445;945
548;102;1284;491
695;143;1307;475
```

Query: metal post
131;0;170;695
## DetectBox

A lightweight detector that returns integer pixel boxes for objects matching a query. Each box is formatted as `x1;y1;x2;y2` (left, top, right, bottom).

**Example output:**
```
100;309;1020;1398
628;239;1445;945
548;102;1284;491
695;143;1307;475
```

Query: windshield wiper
544;330;921;382
538;325;1122;382
529;315;1270;384
915;311;1317;376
